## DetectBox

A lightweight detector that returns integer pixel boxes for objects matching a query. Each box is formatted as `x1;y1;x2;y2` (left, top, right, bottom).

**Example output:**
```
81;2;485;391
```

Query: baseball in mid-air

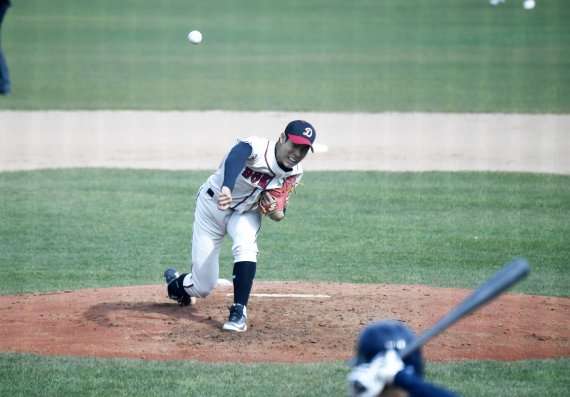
188;30;202;44
523;0;535;9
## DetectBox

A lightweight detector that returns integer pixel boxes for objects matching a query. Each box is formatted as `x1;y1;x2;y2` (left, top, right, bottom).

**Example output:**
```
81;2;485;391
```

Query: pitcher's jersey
206;136;303;213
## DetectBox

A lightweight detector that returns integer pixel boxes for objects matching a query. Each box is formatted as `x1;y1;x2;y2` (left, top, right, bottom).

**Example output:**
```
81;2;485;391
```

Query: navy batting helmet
352;320;424;377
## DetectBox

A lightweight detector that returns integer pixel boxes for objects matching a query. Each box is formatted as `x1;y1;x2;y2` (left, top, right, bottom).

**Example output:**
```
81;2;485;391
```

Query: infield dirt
1;282;568;363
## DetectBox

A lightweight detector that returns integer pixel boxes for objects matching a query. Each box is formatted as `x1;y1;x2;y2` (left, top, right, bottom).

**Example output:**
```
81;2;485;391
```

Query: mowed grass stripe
1;169;567;297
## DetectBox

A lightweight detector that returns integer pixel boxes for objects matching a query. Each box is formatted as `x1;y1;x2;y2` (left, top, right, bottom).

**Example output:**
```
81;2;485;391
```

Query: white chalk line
226;293;330;299
219;279;330;298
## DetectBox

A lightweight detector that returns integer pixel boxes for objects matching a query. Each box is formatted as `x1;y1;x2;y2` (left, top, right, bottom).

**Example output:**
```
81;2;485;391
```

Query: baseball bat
399;257;530;359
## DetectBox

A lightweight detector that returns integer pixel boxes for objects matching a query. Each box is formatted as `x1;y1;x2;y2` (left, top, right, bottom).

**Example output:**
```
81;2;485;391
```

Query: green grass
266;171;569;295
0;353;567;397
1;0;569;112
1;169;568;296
1;1;568;394
431;359;570;397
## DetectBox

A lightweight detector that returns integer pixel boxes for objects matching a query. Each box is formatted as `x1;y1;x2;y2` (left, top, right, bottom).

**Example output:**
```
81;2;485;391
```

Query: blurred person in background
0;0;11;95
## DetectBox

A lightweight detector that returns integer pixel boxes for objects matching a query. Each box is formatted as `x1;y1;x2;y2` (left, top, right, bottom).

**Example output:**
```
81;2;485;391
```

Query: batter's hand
347;350;404;397
348;362;385;397
373;349;405;384
218;186;232;210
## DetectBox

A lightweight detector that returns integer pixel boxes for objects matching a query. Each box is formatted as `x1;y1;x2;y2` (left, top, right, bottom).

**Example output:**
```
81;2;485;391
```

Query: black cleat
163;268;196;306
223;303;247;332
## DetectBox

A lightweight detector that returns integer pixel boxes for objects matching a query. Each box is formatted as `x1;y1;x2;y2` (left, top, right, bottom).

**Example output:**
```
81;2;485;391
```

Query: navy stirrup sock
232;261;256;306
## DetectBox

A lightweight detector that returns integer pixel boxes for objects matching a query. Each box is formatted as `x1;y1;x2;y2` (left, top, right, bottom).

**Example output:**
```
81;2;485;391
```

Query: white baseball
188;30;202;44
523;0;535;10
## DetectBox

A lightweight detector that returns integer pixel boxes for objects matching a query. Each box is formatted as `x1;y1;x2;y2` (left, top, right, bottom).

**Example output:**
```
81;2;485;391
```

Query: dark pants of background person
0;0;11;95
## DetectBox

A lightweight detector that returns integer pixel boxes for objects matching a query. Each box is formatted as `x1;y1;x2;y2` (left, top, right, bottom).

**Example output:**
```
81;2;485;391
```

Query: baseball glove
258;176;298;218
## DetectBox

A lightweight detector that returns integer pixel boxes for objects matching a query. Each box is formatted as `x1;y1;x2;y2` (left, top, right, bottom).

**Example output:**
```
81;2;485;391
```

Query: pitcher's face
276;133;310;169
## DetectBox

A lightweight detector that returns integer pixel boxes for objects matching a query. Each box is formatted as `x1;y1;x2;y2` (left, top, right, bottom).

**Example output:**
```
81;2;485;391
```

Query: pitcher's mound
1;282;568;363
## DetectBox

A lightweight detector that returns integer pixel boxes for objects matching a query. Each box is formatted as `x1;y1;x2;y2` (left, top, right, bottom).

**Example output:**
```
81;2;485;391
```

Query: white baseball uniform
181;136;303;298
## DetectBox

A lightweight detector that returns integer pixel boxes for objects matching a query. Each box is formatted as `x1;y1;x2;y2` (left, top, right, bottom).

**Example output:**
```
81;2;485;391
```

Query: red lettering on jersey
242;167;273;189
258;174;272;189
242;168;253;179
251;171;263;184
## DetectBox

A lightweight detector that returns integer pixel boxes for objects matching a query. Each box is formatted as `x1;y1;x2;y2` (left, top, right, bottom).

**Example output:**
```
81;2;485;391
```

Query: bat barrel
400;258;530;359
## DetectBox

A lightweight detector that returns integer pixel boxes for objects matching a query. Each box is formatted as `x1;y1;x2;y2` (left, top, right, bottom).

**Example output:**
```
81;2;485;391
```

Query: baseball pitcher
164;120;316;332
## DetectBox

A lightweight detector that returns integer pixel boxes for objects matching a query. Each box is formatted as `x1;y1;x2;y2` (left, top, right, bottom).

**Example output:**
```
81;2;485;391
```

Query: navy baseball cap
352;320;424;377
285;120;316;152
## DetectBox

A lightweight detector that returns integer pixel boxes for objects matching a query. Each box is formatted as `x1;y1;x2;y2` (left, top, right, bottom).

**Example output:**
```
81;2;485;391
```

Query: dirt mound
1;282;568;363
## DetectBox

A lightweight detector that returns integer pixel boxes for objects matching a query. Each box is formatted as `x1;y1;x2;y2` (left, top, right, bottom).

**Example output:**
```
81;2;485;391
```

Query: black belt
207;188;215;198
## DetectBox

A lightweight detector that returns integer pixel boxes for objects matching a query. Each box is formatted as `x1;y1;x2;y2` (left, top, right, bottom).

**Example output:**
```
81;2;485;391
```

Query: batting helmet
352;320;424;377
